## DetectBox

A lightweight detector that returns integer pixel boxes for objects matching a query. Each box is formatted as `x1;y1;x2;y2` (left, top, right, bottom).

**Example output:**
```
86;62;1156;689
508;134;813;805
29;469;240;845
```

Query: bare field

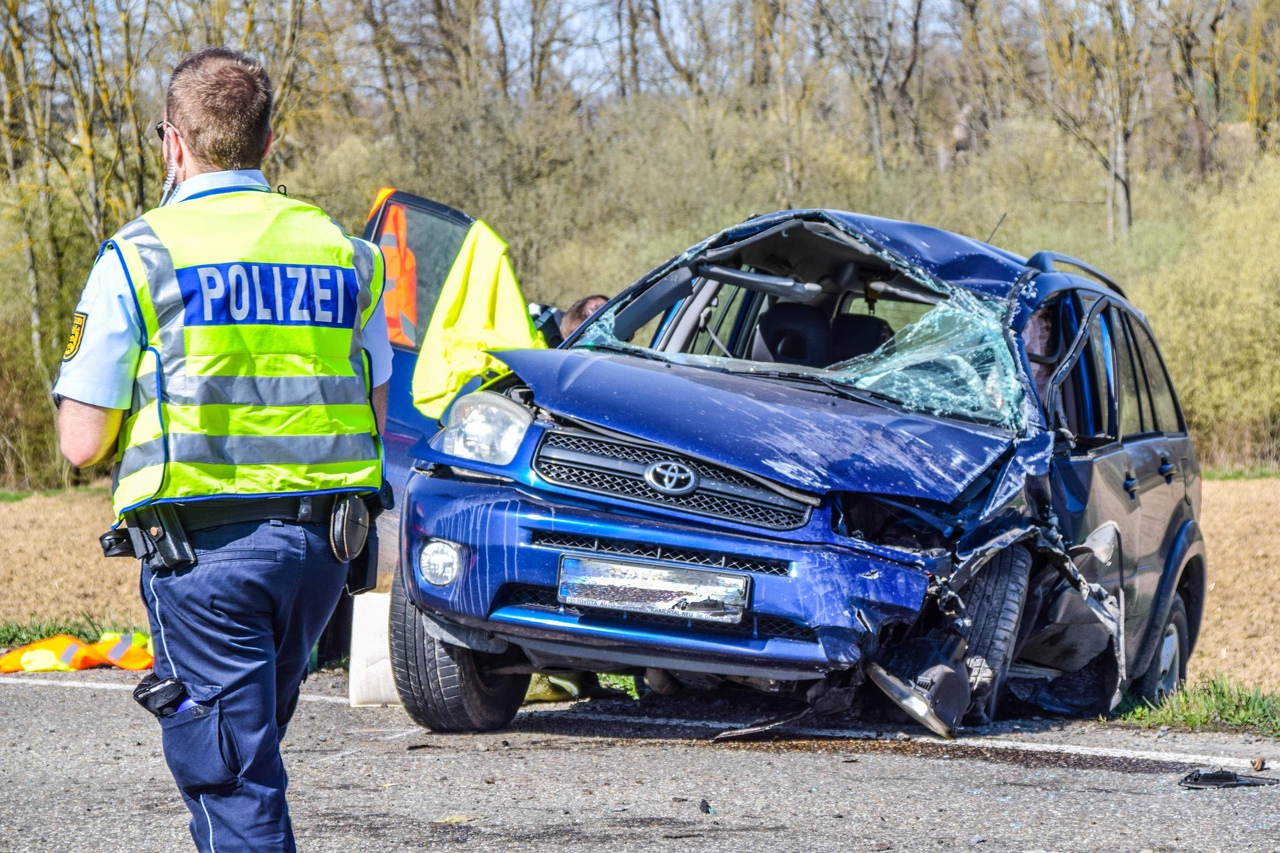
1;480;1276;688
0;488;147;628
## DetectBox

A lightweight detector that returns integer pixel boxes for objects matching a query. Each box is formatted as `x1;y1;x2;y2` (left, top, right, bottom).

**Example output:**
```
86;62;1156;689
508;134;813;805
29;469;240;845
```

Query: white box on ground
348;592;401;707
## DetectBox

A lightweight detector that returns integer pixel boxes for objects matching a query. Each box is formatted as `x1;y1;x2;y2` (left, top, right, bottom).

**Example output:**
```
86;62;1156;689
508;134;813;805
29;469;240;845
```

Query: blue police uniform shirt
53;169;394;409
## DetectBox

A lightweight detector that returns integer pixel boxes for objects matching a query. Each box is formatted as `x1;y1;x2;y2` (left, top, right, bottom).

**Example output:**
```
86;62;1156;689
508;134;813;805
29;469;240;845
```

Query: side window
688;284;750;356
1128;319;1184;434
1109;307;1148;439
1024;295;1065;399
1059;298;1114;443
374;201;471;350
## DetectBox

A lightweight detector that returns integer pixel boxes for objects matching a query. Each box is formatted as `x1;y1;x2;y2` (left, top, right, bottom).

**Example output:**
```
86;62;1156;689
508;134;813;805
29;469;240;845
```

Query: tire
1135;595;1189;707
962;544;1032;725
389;563;530;732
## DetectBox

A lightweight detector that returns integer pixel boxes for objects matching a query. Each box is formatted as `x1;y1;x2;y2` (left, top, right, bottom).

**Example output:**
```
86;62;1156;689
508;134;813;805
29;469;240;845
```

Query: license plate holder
557;556;749;624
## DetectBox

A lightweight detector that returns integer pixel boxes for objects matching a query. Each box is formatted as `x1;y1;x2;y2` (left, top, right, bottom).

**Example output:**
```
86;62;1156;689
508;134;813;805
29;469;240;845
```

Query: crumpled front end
399;435;941;684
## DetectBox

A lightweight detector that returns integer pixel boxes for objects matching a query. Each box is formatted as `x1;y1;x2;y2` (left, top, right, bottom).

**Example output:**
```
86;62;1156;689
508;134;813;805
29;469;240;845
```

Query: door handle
1122;474;1138;498
1158;459;1177;480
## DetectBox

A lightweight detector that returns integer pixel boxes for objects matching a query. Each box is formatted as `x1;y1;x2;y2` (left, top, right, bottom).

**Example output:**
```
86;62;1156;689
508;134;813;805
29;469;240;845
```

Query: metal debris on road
1178;769;1280;789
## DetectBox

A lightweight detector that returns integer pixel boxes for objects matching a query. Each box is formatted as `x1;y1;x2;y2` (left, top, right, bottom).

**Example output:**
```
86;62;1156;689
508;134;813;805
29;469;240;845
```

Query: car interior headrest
830;314;893;364
751;302;831;367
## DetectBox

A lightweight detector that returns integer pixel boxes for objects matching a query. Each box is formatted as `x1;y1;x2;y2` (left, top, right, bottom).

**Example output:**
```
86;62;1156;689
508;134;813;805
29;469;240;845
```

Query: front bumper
401;467;935;679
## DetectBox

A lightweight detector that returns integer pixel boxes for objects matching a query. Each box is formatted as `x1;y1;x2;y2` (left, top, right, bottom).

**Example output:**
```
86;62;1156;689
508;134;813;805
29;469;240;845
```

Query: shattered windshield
575;276;1024;430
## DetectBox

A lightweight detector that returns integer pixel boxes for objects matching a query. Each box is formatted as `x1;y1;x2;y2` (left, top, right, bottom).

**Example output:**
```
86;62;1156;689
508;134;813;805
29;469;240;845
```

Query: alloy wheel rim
1155;622;1181;701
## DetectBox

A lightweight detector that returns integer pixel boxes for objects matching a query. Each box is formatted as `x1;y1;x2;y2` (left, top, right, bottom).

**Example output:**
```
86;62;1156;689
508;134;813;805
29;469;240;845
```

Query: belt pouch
329;493;370;563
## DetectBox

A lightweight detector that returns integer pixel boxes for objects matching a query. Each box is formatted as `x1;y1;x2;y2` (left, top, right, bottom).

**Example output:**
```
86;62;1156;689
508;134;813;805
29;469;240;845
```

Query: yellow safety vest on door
410;220;545;419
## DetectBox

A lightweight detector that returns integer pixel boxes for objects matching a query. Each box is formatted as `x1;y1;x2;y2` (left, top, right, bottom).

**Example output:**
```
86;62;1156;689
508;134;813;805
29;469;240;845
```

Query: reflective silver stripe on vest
122;433;378;471
349;237;375;368
116;219;183;349
131;374;367;409
163;375;370;407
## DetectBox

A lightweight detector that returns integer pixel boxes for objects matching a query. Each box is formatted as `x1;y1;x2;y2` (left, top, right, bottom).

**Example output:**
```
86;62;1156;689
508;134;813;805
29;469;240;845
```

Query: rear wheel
1136;595;1188;707
962;545;1032;725
389;563;530;731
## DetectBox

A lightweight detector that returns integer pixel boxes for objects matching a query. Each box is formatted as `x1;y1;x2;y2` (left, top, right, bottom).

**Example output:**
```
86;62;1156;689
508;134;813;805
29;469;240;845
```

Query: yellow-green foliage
1128;159;1280;470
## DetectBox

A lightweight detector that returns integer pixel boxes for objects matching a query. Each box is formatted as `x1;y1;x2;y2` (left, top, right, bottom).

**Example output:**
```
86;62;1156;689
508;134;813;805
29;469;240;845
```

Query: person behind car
530;301;565;347
560;294;609;339
53;47;391;852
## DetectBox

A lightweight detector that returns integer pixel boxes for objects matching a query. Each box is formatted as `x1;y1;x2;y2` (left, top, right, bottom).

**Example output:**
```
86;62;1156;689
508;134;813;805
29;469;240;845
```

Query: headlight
432;390;533;466
417;539;465;586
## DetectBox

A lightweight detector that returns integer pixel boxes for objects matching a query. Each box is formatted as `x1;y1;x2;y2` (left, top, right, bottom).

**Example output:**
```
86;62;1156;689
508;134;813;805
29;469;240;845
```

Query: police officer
54;48;392;852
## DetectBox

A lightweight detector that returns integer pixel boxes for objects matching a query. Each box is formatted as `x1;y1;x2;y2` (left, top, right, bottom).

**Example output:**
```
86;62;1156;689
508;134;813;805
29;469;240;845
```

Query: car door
1118;310;1193;652
1041;292;1141;670
1107;305;1172;670
359;189;490;584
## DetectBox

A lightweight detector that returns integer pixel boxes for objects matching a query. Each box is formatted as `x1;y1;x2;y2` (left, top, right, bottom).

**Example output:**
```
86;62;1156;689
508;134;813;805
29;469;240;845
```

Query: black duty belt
174;495;339;532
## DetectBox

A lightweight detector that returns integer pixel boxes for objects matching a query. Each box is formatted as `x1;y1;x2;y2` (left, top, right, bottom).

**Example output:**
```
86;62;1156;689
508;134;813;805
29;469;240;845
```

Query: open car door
362;187;543;562
320;188;542;661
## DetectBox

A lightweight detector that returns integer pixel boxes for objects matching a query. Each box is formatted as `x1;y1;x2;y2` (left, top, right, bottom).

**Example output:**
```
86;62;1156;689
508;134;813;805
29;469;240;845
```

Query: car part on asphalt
1179;770;1280;790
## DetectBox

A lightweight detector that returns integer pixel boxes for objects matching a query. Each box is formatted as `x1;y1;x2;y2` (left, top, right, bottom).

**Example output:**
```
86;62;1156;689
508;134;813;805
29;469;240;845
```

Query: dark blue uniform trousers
140;518;348;852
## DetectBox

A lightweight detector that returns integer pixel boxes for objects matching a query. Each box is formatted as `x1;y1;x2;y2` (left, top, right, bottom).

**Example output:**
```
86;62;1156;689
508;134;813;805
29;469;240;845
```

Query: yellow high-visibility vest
106;187;385;519
411;220;545;418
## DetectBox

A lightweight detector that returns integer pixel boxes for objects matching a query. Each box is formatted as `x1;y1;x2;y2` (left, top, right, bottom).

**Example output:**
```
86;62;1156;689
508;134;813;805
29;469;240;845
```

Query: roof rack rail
1025;250;1126;298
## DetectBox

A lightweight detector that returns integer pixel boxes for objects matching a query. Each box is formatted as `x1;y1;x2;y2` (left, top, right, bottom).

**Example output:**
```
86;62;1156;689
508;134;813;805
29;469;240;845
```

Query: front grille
532;430;811;530
495;584;817;643
530;531;790;577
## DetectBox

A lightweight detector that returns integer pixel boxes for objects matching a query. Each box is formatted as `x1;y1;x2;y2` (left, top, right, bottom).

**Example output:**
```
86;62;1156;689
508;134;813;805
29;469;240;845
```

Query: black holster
114;503;197;571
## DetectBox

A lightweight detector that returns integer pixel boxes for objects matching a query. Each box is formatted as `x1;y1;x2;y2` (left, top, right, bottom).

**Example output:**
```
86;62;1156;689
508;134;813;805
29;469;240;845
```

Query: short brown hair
560;294;609;339
166;48;272;171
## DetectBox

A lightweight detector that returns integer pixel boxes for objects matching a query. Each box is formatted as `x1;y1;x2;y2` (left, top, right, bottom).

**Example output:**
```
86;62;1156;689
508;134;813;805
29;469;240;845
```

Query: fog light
417;539;464;586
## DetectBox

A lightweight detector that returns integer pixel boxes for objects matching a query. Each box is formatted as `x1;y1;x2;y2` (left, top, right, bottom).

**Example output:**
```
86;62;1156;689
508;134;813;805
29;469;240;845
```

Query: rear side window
374;201;470;349
1128;319;1184;433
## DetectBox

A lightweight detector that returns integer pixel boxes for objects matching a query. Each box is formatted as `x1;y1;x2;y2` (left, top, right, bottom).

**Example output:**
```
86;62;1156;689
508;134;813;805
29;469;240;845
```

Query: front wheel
1135;595;1189;707
389;564;530;731
962;545;1032;725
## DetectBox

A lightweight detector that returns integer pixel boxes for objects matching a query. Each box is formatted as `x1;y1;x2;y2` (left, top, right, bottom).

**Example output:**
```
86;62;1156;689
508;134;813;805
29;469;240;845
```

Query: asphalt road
2;670;1278;852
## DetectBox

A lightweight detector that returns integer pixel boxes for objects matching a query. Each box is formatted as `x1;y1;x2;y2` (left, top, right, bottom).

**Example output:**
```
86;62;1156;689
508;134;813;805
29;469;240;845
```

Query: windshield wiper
574;341;666;362
812;376;904;408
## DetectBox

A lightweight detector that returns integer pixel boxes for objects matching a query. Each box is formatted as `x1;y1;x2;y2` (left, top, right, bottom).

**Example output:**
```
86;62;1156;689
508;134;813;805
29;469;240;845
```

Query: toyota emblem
644;460;700;496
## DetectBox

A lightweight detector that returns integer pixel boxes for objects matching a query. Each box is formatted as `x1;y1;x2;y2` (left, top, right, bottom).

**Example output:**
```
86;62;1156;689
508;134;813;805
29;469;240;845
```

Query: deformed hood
498;349;1013;503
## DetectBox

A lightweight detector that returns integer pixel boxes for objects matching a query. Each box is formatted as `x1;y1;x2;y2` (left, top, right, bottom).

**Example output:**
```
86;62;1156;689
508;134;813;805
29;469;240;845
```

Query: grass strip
0;615;149;649
1114;676;1280;739
0;485;111;502
1202;468;1280;481
595;673;640;699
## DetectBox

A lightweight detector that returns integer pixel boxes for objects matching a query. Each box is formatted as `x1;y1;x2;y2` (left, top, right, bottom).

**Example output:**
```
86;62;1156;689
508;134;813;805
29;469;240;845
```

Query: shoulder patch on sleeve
62;312;87;361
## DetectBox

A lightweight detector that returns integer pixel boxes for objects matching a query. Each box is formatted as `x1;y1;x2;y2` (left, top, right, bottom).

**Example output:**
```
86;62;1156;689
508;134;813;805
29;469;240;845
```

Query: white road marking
0;674;347;704
1;676;1259;769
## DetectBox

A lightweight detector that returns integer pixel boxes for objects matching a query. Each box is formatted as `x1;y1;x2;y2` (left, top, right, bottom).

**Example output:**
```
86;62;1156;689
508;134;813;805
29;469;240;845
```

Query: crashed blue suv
387;209;1205;737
